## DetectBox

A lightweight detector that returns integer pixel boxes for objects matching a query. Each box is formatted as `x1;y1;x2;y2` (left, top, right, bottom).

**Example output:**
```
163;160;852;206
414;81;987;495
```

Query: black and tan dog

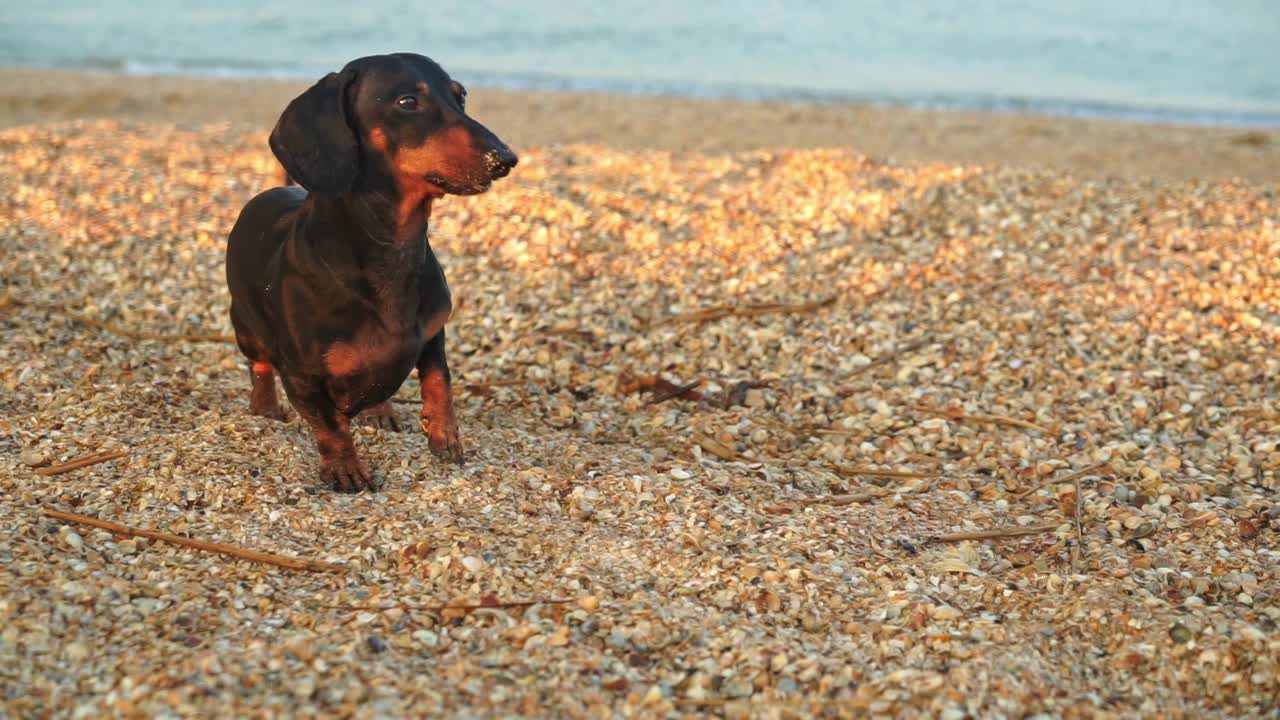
226;53;516;492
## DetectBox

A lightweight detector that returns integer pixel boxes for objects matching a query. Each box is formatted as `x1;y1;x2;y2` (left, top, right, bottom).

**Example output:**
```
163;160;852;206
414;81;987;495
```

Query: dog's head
270;53;517;196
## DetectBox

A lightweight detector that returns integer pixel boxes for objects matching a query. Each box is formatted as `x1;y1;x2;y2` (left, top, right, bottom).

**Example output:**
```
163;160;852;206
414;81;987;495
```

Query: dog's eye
450;82;467;110
395;95;420;111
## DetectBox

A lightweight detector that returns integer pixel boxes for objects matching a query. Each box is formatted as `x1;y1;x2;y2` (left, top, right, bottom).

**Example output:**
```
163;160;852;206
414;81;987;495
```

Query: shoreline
2;67;1277;183
17;62;1280;129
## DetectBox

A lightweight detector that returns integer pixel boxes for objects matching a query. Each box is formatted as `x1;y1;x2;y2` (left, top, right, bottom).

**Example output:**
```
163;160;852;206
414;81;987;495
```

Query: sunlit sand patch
0;121;1276;717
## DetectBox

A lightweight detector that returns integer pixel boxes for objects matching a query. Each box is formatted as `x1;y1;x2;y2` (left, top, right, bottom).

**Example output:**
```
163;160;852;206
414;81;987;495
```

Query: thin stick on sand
325;598;574;614
832;465;938;480
768;474;945;512
34;449;130;476
1013;462;1110;501
763;488;894;512
650;295;837;327
800;489;893;506
647;380;703;405
844;336;935;379
1066;336;1094;365
928;522;1061;543
696;435;740;462
1071;472;1086;572
938;411;1052;434
972;414;1050;433
44;509;345;573
674;697;852;708
465;379;530;390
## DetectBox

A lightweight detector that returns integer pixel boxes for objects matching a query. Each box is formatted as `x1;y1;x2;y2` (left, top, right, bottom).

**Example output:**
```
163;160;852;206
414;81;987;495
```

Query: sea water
4;0;1277;126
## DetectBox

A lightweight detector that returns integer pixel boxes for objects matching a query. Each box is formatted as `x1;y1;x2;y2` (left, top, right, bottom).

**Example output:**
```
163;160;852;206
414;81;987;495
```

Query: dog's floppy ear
269;69;359;194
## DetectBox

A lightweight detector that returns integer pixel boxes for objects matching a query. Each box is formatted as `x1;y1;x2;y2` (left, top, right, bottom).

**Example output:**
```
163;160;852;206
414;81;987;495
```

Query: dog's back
227;186;304;270
225;185;306;333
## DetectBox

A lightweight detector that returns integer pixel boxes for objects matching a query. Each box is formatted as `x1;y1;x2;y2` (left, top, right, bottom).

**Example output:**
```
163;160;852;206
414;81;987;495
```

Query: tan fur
323;343;363;376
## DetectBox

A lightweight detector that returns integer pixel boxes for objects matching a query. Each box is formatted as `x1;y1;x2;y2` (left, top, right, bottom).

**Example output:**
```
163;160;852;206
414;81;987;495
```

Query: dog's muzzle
484;147;518;180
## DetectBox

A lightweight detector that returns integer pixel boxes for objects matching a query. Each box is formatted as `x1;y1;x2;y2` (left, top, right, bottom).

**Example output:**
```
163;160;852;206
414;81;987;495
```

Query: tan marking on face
368;127;388;153
416;81;428;93
393;124;476;178
323;343;363;376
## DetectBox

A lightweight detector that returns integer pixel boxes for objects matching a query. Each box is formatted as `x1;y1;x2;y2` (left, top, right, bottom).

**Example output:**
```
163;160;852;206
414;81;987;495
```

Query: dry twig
674;697;850;708
1014;462;1110;501
43;509;345;573
765;487;896;513
842;336;935;381
1072;472;1086;572
832;464;938;480
1066;336;1094;365
696;435;740;462
326;598;573;614
648;380;703;405
963;413;1051;433
617;371;705;403
928;523;1061;543
34;449;130;476
466;379;530;391
650;295;836;327
800;489;893;506
921;405;1053;434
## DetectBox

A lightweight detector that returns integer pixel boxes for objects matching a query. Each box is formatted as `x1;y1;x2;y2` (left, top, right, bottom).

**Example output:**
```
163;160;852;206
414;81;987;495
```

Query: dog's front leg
281;378;376;492
417;330;463;463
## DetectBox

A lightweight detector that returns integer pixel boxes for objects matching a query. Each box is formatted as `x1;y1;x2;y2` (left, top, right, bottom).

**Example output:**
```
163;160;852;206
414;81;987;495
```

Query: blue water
4;1;1279;127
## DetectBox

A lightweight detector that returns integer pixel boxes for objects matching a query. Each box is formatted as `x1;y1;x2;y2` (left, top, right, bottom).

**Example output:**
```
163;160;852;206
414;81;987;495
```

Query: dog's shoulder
246;185;308;214
231;186;308;235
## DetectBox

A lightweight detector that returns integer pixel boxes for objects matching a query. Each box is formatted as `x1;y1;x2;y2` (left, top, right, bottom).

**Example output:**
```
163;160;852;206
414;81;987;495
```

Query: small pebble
21;449;49;467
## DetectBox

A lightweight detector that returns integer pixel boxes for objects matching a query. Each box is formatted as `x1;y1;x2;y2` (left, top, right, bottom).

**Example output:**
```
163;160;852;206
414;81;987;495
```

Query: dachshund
225;53;516;491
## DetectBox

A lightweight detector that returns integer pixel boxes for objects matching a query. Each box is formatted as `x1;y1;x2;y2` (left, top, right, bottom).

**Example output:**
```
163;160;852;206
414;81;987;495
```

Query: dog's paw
320;456;378;493
429;434;465;464
250;402;290;422
420;413;464;464
360;402;403;432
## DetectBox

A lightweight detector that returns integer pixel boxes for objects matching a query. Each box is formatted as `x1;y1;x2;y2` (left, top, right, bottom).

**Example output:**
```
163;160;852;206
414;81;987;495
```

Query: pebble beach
0;72;1278;717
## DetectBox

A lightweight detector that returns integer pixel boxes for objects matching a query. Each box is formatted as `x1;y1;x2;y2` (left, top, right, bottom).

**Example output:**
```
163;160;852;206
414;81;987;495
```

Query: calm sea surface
4;0;1278;126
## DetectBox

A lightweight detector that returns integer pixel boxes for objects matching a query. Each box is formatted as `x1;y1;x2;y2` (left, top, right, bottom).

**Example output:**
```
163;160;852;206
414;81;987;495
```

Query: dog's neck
313;180;433;243
358;188;433;245
302;189;439;329
301;191;433;285
386;182;436;243
352;161;440;244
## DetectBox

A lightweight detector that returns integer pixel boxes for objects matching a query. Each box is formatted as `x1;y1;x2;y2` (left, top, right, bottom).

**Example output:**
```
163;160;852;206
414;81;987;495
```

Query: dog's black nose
485;147;518;179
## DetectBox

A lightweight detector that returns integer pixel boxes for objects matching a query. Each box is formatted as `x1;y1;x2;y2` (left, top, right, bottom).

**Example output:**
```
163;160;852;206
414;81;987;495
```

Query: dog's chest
320;325;419;414
318;298;450;414
322;328;418;379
